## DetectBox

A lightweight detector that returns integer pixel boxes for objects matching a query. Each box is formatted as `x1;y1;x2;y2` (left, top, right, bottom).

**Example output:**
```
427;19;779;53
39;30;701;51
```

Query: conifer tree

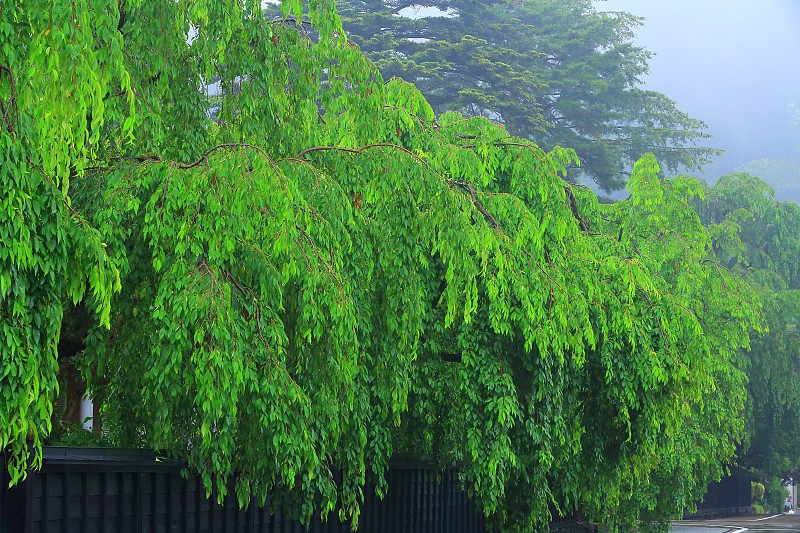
333;0;720;191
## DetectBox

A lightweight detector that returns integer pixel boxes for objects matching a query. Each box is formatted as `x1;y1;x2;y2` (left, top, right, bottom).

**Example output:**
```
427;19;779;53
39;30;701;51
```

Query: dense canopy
697;174;800;485
0;0;784;531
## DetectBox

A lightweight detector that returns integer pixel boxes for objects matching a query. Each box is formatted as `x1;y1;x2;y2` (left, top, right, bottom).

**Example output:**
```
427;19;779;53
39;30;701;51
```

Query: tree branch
450;179;501;230
178;143;276;170
296;142;418;160
0;64;18;133
563;185;590;232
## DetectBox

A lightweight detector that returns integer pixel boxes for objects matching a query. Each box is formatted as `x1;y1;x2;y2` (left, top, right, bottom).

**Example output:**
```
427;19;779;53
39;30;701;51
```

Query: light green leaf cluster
1;0;124;485
574;158;760;530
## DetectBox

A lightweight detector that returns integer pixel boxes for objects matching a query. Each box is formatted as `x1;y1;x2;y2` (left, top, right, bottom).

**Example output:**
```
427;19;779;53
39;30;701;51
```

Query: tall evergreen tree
333;0;721;191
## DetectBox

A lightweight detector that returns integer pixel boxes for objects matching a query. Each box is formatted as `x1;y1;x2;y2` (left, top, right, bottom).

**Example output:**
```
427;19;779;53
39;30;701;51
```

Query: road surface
673;513;800;532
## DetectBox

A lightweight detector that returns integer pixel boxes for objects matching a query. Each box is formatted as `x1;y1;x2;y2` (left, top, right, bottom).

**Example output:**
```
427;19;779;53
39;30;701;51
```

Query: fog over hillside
343;0;800;199
597;0;800;199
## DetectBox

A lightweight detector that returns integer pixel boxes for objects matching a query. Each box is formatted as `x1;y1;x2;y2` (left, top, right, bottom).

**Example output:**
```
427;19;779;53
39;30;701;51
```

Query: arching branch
564;185;590;232
450;179;501;230
177;143;277;170
0;64;18;133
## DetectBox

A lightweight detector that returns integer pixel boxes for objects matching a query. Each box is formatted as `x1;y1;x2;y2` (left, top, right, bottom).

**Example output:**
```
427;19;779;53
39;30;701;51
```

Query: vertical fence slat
31;471;39;533
116;473;124;533
59;473;67;533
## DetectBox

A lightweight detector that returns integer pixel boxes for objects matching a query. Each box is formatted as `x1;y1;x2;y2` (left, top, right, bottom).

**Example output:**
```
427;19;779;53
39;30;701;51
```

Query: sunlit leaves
0;131;117;485
576;156;760;529
0;2;129;482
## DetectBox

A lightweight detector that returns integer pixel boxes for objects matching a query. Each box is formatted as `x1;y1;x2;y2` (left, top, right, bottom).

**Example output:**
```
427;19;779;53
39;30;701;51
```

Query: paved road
673;513;800;532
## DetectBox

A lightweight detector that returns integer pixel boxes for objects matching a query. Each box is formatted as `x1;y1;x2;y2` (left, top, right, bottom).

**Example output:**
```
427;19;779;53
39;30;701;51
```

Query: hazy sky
596;0;800;177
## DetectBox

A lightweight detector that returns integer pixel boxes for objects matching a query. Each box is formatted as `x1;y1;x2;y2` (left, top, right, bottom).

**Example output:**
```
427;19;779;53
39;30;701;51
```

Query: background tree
697;173;800;486
2;1;760;531
734;158;800;204
327;0;721;191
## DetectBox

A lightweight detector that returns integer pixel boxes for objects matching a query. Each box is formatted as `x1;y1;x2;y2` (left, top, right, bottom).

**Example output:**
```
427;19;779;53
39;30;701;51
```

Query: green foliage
1;0;123;484
566;158;759;531
752;481;765;504
764;476;788;514
47;424;114;448
330;0;720;191
735;158;800;204
0;1;765;532
698;172;800;480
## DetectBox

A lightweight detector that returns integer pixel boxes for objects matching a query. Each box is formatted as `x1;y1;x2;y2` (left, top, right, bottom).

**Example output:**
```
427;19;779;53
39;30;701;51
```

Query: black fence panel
1;448;491;533
690;470;753;518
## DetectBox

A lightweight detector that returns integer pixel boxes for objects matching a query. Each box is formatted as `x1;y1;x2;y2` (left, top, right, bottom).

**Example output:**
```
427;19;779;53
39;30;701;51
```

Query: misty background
598;0;800;199
267;0;800;199
351;0;800;199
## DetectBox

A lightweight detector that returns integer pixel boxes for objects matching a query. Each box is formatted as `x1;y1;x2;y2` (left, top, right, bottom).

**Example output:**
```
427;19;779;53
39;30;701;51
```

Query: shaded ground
673;513;800;532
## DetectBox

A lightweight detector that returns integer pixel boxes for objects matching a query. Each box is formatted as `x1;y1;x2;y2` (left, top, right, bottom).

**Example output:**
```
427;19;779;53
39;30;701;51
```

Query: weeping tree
2;0;760;531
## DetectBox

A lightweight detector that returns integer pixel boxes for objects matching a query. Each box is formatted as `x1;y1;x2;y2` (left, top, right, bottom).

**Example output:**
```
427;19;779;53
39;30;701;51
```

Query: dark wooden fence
1;447;490;533
689;469;754;518
2;446;755;532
